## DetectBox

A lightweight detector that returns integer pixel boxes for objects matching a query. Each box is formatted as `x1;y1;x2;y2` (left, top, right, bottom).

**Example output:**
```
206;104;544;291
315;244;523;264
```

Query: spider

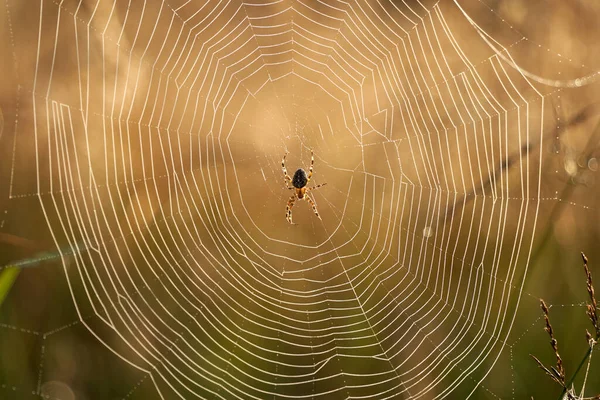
282;150;327;224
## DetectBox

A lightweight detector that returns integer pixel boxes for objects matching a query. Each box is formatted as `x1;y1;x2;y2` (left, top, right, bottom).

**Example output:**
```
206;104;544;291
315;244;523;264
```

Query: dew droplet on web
423;226;433;238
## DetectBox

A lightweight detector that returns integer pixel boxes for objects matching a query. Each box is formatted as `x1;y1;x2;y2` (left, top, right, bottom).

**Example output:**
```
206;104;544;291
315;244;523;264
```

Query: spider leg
282;152;292;185
305;194;321;220
307;149;314;181
306;182;327;192
286;194;296;224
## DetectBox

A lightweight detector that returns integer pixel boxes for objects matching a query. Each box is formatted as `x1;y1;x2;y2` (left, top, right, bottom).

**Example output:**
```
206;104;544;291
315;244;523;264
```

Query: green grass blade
0;267;20;309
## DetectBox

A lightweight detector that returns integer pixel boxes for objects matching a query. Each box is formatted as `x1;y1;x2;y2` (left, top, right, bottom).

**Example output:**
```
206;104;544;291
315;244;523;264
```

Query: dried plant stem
531;299;567;388
543;300;566;380
559;347;593;400
582;253;600;337
557;253;600;400
580;343;594;398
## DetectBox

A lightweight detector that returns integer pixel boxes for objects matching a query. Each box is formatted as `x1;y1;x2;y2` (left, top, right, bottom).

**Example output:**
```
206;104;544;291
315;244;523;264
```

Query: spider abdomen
292;168;308;188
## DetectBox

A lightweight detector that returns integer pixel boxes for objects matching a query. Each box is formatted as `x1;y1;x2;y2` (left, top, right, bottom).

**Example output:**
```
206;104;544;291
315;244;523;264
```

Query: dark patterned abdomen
292;168;308;188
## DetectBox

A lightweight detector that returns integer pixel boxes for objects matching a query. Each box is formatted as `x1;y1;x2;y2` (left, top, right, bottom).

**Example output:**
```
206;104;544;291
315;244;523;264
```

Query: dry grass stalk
532;254;600;400
531;299;566;387
582;253;600;339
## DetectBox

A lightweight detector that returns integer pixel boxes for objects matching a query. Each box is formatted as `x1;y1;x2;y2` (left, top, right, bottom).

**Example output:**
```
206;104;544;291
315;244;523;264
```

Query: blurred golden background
1;0;600;399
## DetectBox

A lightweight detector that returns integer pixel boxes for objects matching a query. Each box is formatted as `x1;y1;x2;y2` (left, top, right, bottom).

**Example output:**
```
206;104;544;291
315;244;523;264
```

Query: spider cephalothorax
282;150;327;223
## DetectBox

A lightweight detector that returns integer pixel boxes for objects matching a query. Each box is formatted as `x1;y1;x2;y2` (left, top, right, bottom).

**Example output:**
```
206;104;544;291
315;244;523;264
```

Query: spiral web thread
21;0;558;398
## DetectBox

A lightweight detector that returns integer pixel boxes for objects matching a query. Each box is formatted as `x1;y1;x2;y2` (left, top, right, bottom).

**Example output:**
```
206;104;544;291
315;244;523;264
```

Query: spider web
1;0;599;399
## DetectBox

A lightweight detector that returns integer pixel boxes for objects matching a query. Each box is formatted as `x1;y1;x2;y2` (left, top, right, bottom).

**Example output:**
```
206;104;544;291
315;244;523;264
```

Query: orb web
25;0;554;398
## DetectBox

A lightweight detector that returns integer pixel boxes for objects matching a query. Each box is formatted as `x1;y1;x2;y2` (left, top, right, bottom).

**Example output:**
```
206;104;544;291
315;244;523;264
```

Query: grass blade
0;267;20;309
